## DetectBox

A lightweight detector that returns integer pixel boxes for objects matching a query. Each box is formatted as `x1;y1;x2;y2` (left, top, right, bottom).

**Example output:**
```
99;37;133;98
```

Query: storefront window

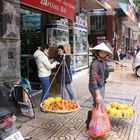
75;29;88;53
20;9;41;54
90;15;106;35
47;27;69;45
20;10;41;31
20;9;41;88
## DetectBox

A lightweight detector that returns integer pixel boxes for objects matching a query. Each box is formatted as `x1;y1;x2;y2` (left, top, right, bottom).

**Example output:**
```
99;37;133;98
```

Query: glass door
73;28;89;71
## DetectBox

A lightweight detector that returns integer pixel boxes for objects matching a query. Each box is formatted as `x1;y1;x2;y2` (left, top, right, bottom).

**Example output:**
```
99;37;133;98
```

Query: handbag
89;104;110;137
86;110;92;129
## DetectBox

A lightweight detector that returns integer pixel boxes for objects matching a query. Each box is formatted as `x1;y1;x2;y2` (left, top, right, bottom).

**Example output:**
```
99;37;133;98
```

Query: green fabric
21;77;32;92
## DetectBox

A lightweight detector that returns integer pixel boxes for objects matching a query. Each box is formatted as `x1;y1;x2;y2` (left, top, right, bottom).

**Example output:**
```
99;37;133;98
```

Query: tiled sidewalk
17;60;140;140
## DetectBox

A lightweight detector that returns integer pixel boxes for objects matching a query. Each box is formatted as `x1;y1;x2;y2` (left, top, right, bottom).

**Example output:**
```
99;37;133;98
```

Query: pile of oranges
41;97;79;113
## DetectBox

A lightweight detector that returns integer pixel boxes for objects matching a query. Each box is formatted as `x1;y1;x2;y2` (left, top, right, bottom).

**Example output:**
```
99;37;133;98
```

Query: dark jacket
56;55;72;84
89;57;109;93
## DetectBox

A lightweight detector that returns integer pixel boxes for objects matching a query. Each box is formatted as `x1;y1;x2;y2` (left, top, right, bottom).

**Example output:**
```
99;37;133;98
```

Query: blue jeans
39;76;50;102
61;83;75;100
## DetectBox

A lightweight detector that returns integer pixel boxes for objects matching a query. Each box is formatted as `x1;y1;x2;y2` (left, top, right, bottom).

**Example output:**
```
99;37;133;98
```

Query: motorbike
0;107;24;140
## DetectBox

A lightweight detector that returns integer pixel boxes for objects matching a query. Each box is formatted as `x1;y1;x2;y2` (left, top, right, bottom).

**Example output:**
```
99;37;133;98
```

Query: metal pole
62;53;126;67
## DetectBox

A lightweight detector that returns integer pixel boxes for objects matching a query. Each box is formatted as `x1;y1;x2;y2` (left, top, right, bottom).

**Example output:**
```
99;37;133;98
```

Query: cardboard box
48;45;58;57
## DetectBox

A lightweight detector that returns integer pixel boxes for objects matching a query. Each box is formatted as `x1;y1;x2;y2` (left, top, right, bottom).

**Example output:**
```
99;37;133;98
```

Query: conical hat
89;42;113;55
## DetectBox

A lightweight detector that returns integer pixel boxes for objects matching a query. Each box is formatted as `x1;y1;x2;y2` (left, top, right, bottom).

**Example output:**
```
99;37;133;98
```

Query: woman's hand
49;59;54;63
54;61;60;65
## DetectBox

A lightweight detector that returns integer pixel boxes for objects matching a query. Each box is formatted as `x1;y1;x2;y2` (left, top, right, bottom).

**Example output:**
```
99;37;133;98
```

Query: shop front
0;0;77;114
20;0;76;91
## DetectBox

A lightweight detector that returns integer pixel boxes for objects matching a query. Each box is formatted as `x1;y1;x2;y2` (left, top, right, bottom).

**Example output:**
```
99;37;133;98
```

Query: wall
0;0;21;112
88;15;114;47
106;15;113;45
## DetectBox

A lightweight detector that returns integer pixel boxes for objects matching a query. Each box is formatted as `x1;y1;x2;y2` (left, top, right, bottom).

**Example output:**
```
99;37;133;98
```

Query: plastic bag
89;104;110;137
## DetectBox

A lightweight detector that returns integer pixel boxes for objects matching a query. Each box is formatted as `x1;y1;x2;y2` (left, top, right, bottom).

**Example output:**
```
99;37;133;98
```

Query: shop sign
97;36;106;40
20;0;76;20
97;36;106;44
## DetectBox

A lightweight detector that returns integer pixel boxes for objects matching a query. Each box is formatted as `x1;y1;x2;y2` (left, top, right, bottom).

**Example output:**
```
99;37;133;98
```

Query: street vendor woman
89;42;113;106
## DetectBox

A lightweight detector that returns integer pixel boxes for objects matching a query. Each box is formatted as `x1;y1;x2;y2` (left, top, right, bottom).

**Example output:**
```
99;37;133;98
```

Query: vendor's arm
90;63;102;103
41;55;57;70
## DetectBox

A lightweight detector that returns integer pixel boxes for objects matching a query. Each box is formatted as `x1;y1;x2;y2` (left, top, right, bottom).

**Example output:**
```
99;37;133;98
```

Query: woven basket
108;109;136;119
40;103;80;114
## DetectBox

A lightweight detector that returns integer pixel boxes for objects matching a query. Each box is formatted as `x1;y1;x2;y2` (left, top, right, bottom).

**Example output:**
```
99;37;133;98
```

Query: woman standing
34;44;58;102
86;42;112;129
56;45;75;101
89;42;112;106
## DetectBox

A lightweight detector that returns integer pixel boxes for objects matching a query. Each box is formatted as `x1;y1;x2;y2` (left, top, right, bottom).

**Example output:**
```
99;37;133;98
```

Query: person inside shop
56;45;76;101
34;44;59;102
86;42;112;128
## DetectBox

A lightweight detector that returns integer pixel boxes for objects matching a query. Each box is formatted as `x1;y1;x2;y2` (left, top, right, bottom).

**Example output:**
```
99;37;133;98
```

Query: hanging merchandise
40;55;80;113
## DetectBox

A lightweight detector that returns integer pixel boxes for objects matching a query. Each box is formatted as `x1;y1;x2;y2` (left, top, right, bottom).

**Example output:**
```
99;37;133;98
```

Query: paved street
17;59;140;140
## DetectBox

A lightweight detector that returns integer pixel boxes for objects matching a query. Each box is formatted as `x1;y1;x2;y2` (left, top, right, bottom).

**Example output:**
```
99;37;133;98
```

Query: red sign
20;0;76;20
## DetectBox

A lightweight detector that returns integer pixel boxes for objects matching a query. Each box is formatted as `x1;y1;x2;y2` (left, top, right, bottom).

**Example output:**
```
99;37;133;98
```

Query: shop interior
20;8;42;90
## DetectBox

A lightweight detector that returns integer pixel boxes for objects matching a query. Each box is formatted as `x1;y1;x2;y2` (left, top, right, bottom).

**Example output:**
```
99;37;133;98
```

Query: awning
20;0;76;20
115;9;127;17
85;0;105;10
85;0;118;15
118;2;128;16
114;2;129;17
